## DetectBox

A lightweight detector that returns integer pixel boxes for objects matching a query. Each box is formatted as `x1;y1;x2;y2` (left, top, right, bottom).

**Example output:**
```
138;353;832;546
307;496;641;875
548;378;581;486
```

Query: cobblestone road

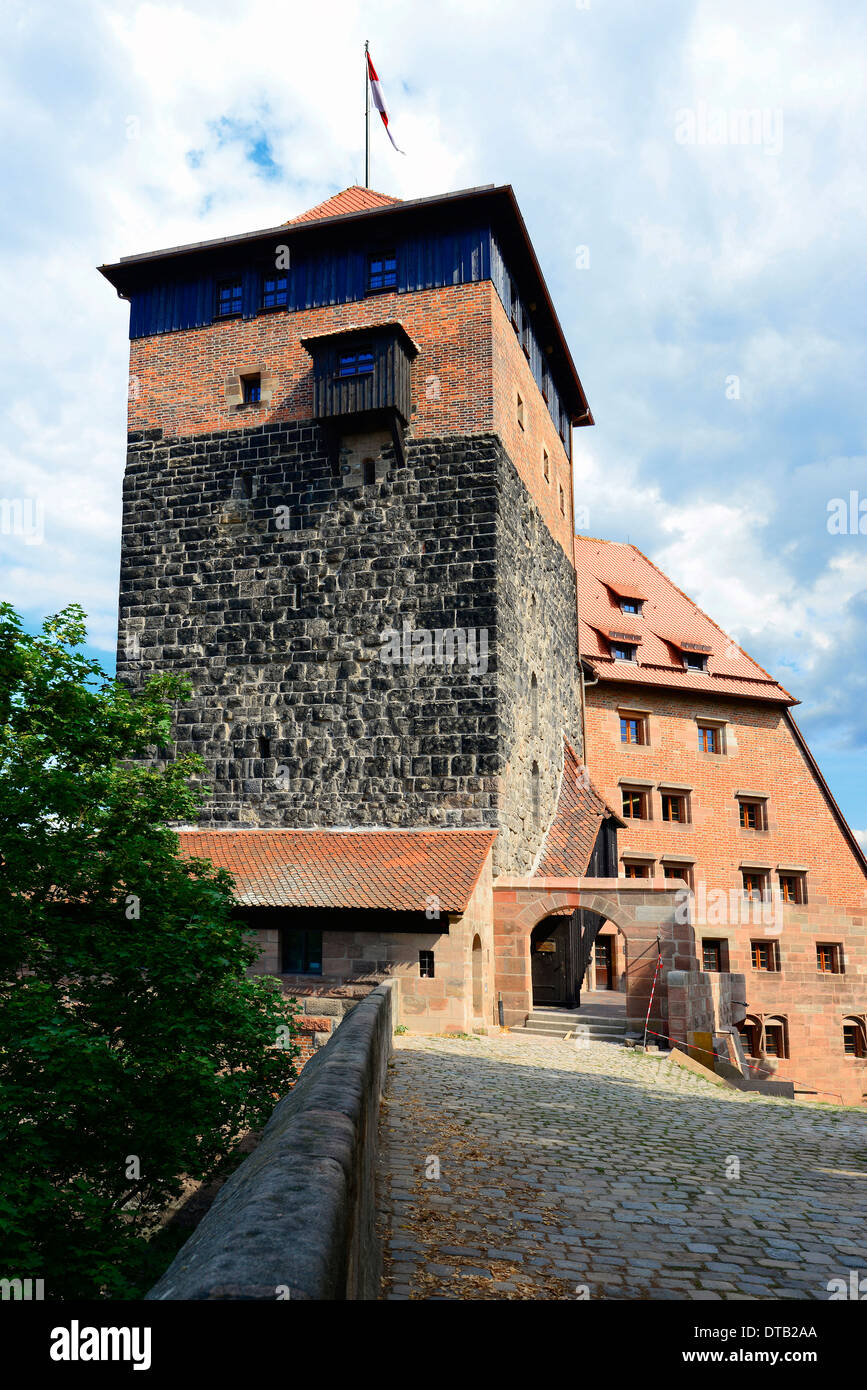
375;1033;867;1300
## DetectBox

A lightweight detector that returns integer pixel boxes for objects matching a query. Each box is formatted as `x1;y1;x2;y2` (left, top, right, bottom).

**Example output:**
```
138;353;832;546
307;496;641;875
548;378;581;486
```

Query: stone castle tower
101;184;593;876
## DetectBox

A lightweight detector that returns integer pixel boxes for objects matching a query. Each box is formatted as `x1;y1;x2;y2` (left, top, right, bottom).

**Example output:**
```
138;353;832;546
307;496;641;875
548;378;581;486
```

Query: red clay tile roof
286;185;402;225
176;828;494;912
574;536;796;705
535;741;624;878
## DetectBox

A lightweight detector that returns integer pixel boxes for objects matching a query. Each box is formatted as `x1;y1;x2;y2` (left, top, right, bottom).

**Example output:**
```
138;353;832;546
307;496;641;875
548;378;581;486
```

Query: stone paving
375;1032;867;1300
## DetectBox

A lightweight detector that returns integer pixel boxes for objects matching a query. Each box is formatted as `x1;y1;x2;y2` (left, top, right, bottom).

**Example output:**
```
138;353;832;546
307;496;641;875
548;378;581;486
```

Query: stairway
509;1005;628;1045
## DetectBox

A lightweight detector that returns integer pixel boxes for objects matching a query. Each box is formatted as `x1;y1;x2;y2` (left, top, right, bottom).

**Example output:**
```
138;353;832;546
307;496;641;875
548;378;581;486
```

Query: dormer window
262;273;288;309
611;643;637;662
216;277;243;318
367;250;397;292
683;651;708;672
338;345;374;377
620;599;642;616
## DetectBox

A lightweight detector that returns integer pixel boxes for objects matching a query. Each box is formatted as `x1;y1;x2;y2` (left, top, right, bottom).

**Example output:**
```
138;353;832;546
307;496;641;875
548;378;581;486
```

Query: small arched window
530;672;539;735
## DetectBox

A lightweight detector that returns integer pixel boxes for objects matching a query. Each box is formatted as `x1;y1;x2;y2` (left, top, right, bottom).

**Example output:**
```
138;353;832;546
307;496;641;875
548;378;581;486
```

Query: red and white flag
367;49;404;154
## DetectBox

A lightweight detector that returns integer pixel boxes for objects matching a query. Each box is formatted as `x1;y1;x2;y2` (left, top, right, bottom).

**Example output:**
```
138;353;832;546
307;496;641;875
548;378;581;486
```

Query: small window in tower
531;760;541;825
516;393;525;430
530;672;539;734
262;273;288;309
419;949;435;979
543;448;550;483
338;345;374;377
258;733;271;759
367;250;397;292
362;457;376;485
216;277;243;317
559;484;566;516
242;373;262;404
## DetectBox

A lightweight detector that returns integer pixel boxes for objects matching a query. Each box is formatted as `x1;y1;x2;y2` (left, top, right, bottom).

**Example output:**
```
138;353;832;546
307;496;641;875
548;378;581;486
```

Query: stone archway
492;877;689;1034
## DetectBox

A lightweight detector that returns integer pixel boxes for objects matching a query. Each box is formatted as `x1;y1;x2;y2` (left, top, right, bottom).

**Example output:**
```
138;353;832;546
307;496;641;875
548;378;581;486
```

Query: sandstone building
100;184;866;1101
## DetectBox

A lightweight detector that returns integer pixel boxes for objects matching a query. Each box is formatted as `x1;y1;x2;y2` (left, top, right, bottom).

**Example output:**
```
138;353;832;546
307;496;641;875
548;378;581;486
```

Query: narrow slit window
362;457;377;485
419;949;435;979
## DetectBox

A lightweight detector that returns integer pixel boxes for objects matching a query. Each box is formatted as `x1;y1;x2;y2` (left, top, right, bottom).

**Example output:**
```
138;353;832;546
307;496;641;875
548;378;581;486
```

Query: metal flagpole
364;40;370;188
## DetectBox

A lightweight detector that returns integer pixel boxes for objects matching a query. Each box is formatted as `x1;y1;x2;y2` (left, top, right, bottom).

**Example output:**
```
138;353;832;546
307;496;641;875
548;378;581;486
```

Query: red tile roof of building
574;536;796;705
535;741;624;878
176;827;495;912
286;186;402;225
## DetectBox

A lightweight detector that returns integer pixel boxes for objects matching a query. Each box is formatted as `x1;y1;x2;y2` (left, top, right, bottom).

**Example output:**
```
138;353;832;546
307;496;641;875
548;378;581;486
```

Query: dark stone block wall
117;421;581;873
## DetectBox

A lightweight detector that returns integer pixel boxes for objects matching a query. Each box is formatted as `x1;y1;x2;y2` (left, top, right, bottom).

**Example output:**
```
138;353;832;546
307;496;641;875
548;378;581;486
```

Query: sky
1;0;866;834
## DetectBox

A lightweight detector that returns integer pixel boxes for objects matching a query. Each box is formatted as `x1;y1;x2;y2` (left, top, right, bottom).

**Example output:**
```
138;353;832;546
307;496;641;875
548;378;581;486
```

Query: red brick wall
127;280;576;559
585;681;867;1103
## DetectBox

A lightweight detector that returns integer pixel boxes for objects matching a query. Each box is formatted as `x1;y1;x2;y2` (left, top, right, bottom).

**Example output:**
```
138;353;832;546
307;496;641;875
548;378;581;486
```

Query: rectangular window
242;373;261;404
764;1023;787;1058
779;874;805;905
216;277;243;317
843;1022;866;1057
661;792;687;823
663;862;693;888
698;724;723;754
751;940;780;972
620;714;647;745
281;927;323;976
739;798;766;830
683;652;708;672
817;943;844;974
743;870;769;902
337;345;374;377
419;949;435;979
623;861;650;879
611;643;637;661
702;939;725;972
738;1020;761;1057
621;788;649;820
262;273;288;309
620;599;642;615
367;250;397;292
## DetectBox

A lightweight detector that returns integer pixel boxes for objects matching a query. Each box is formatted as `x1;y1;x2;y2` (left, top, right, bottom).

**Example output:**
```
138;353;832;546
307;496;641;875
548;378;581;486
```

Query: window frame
366;248;398;294
261;271;289;311
701;938;728;973
816;942;844;974
241;372;262;405
611;642;638;662
660;790;689;824
750;939;780;972
778;872;806;905
216;276;243;319
622;859;653;880
281;926;323;976
621;786;650;821
619;713;648;745
419;949;435;979
698;722;725;754
337;344;375;378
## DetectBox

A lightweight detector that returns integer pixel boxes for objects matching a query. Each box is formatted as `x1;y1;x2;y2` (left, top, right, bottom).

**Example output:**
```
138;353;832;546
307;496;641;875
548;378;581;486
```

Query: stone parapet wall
146;981;396;1301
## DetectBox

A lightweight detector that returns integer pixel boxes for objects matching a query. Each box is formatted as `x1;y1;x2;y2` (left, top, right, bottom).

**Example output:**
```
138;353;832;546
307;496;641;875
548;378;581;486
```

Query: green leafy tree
0;604;298;1298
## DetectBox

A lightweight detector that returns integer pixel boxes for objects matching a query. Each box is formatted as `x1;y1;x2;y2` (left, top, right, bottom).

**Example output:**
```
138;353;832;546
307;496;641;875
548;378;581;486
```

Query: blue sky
1;0;866;834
